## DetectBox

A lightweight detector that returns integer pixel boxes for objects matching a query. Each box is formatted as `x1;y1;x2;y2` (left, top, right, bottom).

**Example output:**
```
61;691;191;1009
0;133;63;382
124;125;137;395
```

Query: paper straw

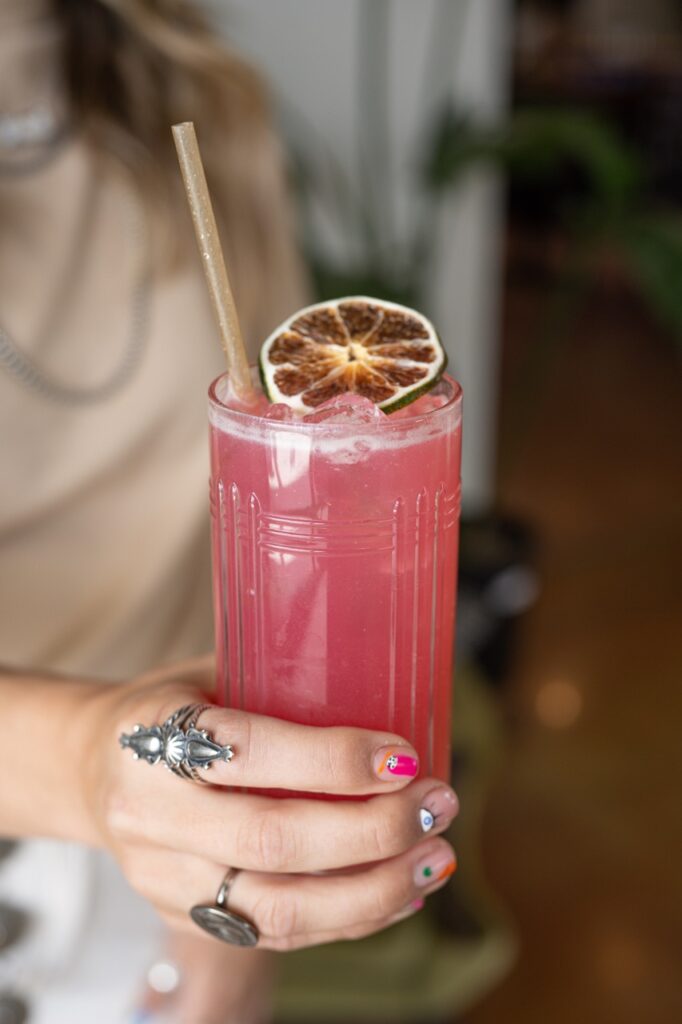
172;121;255;401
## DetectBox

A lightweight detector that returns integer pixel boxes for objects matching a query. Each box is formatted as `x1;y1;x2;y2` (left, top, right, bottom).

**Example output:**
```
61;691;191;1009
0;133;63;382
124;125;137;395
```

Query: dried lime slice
259;296;447;414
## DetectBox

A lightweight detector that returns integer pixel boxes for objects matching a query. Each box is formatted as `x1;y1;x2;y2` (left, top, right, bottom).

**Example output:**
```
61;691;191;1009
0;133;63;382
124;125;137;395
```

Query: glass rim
208;370;462;435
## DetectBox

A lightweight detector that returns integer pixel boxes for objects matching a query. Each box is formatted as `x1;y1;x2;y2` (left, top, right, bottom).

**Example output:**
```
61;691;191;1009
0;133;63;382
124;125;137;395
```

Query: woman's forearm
0;666;103;845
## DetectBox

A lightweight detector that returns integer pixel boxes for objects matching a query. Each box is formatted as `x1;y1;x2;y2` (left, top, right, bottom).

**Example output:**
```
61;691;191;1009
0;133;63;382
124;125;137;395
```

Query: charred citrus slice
259;296;447;414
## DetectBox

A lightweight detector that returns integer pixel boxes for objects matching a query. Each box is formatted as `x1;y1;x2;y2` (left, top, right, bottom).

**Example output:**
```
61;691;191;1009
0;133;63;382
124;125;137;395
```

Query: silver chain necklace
0;169;151;406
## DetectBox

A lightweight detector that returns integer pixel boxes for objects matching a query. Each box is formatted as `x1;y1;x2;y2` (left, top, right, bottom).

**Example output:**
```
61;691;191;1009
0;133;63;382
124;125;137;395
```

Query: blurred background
2;0;680;1020
211;0;682;1021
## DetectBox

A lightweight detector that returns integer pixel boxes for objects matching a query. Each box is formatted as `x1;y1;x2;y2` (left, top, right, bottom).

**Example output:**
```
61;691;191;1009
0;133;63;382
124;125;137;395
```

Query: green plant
425;104;682;344
283;2;682;347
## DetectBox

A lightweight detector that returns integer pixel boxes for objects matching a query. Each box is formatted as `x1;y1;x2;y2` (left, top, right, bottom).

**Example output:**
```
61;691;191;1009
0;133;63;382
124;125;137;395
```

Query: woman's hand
80;656;459;952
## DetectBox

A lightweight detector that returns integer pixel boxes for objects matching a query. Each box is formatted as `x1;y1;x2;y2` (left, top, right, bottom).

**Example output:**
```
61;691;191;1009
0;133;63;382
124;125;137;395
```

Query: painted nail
419;786;459;832
374;746;419;780
414;848;457;887
393;896;425;922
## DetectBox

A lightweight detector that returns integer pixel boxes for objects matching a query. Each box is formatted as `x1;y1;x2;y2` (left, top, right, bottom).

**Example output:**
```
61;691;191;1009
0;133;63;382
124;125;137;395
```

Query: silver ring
119;702;234;783
190;868;259;947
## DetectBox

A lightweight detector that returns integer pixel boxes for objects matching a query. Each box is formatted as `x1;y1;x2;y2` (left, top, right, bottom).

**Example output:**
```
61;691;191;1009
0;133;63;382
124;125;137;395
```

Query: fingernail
414;848;457;887
393;896;425;922
374;746;419;780
419;786;459;832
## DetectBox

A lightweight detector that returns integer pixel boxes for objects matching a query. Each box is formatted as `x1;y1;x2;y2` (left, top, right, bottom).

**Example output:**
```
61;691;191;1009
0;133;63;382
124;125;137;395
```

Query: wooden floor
464;281;682;1022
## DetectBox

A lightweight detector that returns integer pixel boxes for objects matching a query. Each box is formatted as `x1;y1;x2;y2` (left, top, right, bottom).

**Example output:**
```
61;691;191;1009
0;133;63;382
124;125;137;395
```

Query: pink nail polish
411;898;425;911
374;747;419;780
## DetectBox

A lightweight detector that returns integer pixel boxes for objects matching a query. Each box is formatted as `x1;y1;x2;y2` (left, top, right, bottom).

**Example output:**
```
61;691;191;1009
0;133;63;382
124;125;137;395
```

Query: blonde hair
56;0;305;345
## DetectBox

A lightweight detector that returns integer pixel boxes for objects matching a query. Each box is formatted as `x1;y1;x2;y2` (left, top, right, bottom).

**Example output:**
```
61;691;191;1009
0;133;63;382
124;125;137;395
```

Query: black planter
456;513;540;688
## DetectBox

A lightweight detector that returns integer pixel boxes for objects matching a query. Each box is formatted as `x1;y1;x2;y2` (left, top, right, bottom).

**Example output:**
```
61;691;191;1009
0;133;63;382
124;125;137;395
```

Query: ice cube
302;393;385;425
264;402;297;421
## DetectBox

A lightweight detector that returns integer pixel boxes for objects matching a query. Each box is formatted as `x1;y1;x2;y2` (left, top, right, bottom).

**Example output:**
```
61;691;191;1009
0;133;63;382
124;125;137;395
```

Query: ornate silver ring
119;702;234;783
190;867;259;947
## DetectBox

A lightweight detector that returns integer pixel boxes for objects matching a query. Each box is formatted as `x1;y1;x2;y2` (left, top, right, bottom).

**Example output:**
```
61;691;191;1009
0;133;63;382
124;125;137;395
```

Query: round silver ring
119;702;234;783
190;868;259;947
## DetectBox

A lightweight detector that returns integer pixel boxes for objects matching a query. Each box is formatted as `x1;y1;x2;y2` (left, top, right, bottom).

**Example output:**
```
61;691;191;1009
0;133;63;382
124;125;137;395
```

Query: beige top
0;2;306;681
0;4;307;1014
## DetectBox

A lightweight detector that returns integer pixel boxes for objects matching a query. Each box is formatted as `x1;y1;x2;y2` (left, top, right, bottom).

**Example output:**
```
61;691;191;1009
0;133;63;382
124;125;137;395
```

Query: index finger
151;700;421;796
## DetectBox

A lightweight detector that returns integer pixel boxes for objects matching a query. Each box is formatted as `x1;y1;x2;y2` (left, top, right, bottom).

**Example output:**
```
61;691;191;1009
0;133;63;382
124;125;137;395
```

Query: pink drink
209;375;462;784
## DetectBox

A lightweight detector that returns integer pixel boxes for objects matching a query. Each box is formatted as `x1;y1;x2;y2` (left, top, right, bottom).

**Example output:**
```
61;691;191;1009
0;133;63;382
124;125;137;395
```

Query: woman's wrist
0;667;109;845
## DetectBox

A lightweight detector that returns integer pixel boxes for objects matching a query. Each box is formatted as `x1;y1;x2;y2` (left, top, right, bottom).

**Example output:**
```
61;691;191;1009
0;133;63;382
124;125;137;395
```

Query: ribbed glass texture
209;376;462;783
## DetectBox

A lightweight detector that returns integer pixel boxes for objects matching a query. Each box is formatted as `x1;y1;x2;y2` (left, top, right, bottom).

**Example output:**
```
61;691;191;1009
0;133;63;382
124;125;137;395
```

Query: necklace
0;167;152;406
